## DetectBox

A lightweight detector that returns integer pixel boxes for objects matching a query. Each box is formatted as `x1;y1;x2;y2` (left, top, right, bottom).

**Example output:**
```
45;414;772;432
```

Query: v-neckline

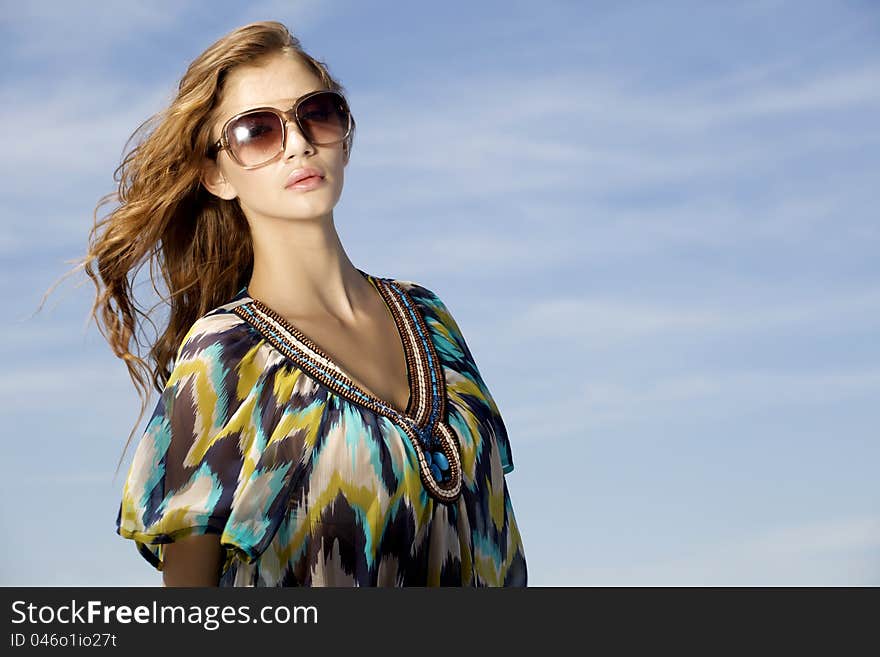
230;268;438;427
225;269;463;503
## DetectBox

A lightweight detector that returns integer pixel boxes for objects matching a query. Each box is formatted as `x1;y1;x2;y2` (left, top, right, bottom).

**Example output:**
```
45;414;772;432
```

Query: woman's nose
283;117;314;157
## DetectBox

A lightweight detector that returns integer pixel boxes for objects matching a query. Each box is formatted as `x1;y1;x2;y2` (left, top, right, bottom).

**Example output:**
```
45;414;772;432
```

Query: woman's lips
286;175;325;191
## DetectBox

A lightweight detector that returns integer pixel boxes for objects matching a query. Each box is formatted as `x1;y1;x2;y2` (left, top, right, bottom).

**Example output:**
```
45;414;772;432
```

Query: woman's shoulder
173;296;259;364
386;276;468;341
383;276;450;320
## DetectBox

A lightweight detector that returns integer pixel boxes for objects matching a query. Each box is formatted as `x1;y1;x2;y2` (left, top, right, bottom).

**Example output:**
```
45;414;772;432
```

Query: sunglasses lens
227;110;284;167
224;92;350;166
297;92;350;145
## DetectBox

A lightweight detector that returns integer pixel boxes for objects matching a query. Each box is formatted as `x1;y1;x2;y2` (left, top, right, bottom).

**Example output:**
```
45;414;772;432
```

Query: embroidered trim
229;273;462;503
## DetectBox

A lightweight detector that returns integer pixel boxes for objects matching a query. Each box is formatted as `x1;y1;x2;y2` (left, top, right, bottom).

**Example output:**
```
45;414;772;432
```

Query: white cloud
543;515;880;585
2;1;197;59
505;366;880;439
507;287;880;344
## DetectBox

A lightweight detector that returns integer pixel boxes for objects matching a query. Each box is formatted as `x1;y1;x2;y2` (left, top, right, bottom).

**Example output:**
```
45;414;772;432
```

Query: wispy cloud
506;367;880;439
0;74;177;191
1;1;197;59
547;515;880;585
506;287;880;344
342;57;878;283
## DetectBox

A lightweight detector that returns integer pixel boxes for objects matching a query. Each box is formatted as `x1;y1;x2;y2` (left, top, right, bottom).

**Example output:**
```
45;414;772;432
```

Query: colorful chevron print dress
115;270;527;586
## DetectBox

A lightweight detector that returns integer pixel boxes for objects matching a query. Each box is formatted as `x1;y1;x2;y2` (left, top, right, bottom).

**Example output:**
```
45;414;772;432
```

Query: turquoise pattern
116;271;526;586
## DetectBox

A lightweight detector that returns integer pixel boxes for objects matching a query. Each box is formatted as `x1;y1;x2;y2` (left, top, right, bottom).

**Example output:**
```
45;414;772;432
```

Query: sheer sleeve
115;312;304;574
420;286;515;475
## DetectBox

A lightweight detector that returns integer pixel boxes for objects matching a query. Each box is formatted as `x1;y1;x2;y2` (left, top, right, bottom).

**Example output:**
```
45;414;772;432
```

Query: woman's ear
200;158;238;200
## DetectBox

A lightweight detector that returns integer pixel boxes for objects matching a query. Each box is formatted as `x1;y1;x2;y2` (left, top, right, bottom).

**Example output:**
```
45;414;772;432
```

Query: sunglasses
207;89;353;169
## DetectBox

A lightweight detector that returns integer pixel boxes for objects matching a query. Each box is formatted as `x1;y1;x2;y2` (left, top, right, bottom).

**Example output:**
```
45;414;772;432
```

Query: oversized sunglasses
207;89;353;169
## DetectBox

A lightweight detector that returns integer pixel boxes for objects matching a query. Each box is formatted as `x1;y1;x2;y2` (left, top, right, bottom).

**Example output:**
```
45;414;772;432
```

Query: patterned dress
116;270;527;586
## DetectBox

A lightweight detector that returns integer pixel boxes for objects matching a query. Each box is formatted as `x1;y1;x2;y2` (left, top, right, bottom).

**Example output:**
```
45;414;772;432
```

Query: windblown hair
43;21;356;478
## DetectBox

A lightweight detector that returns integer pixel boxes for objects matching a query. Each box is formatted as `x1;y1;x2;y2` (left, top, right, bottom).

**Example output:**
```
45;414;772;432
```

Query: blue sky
1;0;877;585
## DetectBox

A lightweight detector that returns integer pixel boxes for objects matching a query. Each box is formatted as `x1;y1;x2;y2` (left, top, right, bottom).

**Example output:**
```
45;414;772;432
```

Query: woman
95;21;526;586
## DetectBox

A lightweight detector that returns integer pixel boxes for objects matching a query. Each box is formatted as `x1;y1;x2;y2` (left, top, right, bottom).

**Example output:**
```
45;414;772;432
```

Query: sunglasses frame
207;89;353;169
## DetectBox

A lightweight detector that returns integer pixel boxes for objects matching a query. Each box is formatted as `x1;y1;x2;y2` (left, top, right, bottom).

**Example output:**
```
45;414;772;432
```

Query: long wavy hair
40;21;356;478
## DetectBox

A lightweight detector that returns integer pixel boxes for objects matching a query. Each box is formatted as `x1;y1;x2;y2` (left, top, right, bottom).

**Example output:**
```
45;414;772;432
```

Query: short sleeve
115;312;304;574
417;285;515;475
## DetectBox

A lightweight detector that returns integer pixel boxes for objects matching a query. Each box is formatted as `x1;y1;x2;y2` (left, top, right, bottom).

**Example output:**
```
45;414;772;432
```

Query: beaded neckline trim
228;272;462;504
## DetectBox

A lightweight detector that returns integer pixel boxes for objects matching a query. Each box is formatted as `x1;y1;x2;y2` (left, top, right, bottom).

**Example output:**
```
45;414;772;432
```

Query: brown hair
38;21;356;478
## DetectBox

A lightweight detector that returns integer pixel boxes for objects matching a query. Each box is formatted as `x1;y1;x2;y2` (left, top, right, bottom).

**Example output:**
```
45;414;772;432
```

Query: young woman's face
201;53;347;224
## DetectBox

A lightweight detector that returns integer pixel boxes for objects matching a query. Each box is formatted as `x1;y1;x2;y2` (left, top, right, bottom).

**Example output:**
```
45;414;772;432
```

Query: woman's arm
162;534;224;587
